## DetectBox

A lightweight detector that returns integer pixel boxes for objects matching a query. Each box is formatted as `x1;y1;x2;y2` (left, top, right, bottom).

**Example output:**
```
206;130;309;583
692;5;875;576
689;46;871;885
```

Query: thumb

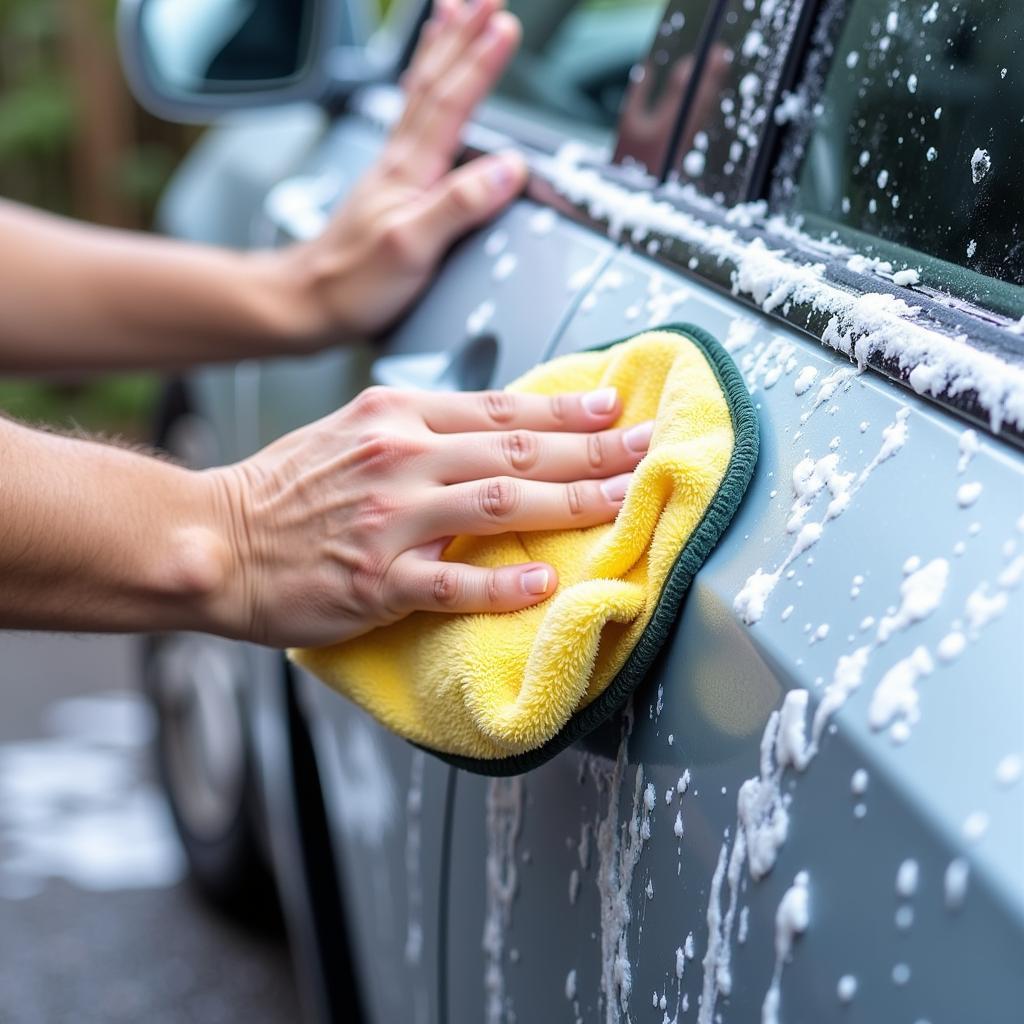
406;151;527;265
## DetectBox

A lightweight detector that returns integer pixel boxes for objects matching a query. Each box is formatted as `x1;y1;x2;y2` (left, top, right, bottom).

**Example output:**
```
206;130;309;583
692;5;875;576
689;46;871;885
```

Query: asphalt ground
0;632;301;1024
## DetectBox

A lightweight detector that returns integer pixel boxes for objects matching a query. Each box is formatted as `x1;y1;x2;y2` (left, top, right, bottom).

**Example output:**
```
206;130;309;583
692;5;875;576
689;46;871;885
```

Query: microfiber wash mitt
292;324;758;774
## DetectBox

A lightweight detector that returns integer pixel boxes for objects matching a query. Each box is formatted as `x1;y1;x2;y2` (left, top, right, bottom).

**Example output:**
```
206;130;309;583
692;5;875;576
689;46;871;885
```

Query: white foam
896;859;919;898
956;481;983;508
944;858;970;909
761;872;811;1024
483;777;524;1024
995;753;1023;787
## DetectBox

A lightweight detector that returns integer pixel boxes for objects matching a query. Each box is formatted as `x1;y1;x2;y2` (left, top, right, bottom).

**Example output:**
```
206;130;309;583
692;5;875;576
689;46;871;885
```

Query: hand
204;386;653;648
287;0;527;341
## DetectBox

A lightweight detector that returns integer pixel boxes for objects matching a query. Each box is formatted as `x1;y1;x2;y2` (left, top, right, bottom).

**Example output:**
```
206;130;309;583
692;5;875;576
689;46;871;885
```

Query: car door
252;3;652;1017
445;1;1024;1022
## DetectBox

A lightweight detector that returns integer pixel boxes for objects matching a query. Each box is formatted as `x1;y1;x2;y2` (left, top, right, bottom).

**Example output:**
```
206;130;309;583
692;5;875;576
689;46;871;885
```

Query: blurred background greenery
0;0;198;438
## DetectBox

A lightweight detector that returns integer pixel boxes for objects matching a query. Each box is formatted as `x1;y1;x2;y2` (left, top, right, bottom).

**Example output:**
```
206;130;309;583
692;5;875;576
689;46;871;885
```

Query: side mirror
117;0;342;122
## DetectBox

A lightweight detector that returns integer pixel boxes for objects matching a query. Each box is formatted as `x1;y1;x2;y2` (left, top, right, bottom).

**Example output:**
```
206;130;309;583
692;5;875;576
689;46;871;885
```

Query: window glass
670;0;807;203
784;0;1024;296
492;0;665;143
614;0;724;176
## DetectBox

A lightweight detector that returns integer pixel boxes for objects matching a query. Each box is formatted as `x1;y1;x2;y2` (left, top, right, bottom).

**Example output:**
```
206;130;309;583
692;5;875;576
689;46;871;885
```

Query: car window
490;0;666;145
613;0;725;177
777;0;1024;311
669;0;809;203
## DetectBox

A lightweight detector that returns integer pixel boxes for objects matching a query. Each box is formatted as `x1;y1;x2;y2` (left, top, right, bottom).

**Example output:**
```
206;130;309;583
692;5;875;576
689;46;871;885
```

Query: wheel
144;381;280;926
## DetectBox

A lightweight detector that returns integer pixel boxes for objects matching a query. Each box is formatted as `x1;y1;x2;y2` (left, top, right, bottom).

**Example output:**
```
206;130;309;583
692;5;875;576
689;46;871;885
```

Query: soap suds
995;753;1023;787
761;872;811;1024
404;751;426;966
736;410;911;624
876;559;949;643
466;299;495;336
483;777;524;1024
944;858;970;909
592;708;655;1023
868;646;934;740
896;858;919;898
956;481;983;508
545;147;1024;432
492;252;517;282
957;429;979;473
698;693;812;1023
793;366;818;395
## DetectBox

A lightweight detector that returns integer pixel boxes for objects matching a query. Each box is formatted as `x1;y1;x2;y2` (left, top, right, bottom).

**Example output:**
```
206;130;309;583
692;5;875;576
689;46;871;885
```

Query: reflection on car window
494;0;664;142
670;0;806;203
784;0;1024;292
614;0;723;177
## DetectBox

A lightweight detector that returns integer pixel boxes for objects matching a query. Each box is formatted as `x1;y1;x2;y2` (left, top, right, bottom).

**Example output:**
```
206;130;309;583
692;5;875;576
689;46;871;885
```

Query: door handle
370;335;498;392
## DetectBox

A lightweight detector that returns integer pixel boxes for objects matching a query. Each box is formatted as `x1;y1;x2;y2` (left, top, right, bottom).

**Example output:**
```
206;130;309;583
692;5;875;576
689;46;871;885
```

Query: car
118;0;1024;1021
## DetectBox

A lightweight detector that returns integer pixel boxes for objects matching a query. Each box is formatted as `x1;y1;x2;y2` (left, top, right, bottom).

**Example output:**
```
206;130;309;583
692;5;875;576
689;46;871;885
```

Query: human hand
203;386;653;648
286;0;526;342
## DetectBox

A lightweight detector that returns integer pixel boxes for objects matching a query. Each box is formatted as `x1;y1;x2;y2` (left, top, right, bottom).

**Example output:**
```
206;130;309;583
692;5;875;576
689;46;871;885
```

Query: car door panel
281;177;619;1023
445;244;1024;1022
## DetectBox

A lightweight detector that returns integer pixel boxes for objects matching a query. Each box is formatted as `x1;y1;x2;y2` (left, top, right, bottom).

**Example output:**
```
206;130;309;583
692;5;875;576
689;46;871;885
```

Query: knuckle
378;216;420;265
355;431;421;470
434;87;470;121
587;432;605;470
349;551;391;607
432;567;461;608
485;570;503;606
550;393;567;423
502;430;539;472
482;390;517;424
352;385;398;419
566;481;587;517
353;489;398;534
447;176;483;217
479;476;521;520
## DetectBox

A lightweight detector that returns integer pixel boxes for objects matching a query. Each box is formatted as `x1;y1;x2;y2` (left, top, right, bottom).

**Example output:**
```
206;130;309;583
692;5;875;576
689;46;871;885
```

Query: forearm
0;415;235;635
0;200;332;373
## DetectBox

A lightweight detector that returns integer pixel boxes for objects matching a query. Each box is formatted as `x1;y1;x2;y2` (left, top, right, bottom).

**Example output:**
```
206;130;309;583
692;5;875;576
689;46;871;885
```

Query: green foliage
0;375;161;440
0;0;187;435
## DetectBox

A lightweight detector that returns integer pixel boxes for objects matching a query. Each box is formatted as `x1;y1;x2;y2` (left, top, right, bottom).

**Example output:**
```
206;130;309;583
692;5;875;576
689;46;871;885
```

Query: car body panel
444;244;1024;1021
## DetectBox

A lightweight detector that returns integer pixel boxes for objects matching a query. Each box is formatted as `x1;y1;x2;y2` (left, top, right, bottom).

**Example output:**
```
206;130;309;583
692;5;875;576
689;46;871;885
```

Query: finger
404;11;522;175
399;0;504;140
417;387;624;434
428;421;653;484
386;151;527;270
391;555;558;615
399;0;462;97
417;473;633;541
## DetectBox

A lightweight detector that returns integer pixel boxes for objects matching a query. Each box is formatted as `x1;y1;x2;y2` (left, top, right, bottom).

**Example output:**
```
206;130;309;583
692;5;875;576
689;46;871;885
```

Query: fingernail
487;153;523;191
520;567;551;595
581;387;618;415
601;473;632;502
623;420;654;453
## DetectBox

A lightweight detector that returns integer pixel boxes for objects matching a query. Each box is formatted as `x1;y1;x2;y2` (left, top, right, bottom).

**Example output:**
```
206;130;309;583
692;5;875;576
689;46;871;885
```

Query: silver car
118;0;1024;1021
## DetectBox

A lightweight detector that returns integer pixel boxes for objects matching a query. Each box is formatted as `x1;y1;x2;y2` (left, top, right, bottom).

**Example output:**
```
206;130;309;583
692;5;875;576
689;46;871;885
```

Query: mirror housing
117;0;342;122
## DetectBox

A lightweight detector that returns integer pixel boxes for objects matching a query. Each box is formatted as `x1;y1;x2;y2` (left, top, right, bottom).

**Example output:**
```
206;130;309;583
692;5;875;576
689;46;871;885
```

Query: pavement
0;632;301;1024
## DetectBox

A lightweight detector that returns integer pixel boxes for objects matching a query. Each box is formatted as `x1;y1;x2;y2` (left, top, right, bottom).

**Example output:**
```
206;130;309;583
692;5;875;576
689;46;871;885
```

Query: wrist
137;463;246;639
248;241;355;356
169;464;257;641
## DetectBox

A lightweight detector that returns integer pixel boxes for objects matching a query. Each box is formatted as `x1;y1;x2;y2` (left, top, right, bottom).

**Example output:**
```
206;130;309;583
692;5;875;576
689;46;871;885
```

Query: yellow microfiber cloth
291;324;758;774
